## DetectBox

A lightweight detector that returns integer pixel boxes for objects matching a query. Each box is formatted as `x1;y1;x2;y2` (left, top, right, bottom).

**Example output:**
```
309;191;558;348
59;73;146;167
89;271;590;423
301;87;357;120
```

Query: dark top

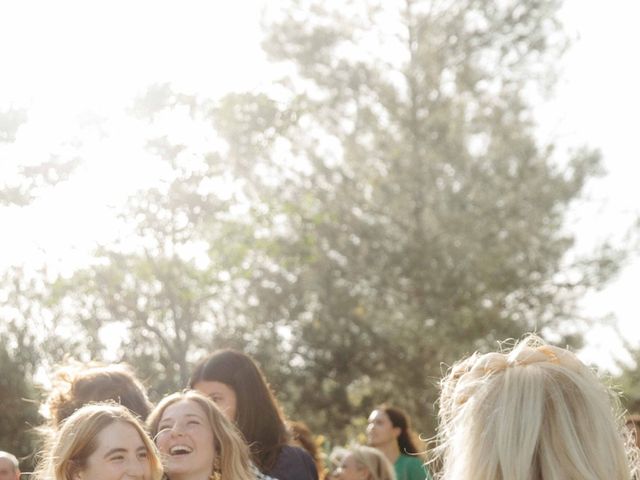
266;445;319;480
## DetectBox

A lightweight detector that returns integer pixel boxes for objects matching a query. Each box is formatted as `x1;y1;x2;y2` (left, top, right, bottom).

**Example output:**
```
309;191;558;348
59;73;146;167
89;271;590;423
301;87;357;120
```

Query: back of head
46;361;152;427
350;445;396;480
435;334;635;480
147;390;254;480
189;349;288;472
34;403;162;480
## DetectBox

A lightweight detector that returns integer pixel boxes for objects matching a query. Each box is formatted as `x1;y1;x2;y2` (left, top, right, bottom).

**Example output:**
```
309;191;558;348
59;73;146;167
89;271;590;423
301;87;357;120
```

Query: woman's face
155;399;215;479
192;381;237;422
336;453;367;480
366;410;398;447
74;421;152;480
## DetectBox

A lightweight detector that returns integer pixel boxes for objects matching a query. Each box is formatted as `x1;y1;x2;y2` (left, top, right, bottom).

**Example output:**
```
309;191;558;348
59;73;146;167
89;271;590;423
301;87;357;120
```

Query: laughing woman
34;403;163;480
147;390;270;480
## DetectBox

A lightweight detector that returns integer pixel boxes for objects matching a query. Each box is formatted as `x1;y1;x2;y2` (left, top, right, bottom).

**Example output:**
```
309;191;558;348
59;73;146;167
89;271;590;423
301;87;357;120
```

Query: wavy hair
33;403;162;480
434;334;638;480
147;390;253;480
45;361;152;427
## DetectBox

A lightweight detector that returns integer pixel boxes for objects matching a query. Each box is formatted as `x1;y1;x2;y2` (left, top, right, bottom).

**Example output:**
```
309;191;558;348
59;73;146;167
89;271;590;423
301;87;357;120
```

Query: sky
547;0;640;369
0;0;639;370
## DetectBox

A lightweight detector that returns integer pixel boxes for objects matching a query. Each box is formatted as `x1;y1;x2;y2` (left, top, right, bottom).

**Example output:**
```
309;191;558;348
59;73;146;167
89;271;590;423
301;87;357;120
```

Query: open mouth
169;445;193;456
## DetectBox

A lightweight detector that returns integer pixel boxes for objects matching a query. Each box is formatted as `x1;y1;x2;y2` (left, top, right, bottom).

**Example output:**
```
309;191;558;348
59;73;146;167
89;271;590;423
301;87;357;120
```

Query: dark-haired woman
367;406;431;480
190;349;318;480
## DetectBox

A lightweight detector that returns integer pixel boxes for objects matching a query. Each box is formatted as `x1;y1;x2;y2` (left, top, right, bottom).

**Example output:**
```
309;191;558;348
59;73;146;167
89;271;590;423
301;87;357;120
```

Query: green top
394;454;431;480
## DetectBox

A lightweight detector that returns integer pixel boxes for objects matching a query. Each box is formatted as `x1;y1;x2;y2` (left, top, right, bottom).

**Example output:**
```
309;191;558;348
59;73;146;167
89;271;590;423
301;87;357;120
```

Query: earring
209;472;221;480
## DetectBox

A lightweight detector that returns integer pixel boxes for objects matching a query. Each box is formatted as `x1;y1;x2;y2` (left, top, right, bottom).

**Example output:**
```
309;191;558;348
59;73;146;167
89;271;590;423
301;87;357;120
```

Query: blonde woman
336;446;396;480
434;334;639;480
147;390;267;480
34;403;163;480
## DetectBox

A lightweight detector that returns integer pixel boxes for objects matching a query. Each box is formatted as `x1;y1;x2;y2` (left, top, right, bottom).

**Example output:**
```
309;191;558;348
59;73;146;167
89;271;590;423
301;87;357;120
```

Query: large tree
40;0;623;442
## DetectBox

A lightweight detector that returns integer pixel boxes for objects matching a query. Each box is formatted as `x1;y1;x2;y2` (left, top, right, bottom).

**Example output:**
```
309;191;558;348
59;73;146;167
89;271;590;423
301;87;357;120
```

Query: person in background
147;390;263;480
33;403;162;480
0;452;20;480
190;349;318;480
335;445;395;480
325;447;348;480
44;360;152;427
434;333;639;479
289;420;324;477
367;405;430;480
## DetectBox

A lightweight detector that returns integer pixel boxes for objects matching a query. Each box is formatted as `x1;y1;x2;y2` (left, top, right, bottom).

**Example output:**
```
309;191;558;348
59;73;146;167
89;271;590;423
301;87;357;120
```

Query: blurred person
33;402;162;480
289;421;324;476
434;333;639;480
147;390;264;480
44;360;152;427
367;406;430;480
0;452;20;480
325;447;349;480
190;349;318;480
335;445;395;480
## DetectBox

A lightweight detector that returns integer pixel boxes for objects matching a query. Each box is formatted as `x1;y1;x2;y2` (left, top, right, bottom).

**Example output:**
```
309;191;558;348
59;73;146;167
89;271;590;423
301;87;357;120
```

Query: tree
232;0;620;439
0;339;42;469
38;0;625;443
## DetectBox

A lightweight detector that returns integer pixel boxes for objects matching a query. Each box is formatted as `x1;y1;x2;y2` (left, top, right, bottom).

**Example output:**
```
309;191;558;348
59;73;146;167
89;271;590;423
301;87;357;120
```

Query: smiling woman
147;390;258;480
33;403;163;480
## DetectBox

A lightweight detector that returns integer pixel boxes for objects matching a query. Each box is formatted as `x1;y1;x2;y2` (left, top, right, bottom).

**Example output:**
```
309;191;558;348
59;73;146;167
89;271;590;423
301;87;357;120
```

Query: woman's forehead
162;399;206;419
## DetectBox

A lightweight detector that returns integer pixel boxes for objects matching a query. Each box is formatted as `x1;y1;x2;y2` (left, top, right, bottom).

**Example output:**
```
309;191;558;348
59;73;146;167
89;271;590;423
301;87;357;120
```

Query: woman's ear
357;466;370;480
71;465;84;480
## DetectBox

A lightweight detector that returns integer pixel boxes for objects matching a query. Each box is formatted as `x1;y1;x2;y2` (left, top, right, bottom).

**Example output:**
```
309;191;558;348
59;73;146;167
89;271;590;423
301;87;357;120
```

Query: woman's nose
126;458;146;478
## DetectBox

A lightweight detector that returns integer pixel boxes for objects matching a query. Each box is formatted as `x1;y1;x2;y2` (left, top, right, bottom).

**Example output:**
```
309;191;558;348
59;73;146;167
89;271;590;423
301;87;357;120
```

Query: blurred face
366;410;399;448
155;399;215;480
74;421;152;480
336;453;367;480
192;381;237;422
0;458;19;480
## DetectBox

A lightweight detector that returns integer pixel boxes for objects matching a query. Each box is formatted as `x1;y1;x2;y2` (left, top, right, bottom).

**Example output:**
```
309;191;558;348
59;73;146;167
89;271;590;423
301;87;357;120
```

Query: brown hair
189;349;289;472
290;421;323;475
45;361;152;426
376;405;424;458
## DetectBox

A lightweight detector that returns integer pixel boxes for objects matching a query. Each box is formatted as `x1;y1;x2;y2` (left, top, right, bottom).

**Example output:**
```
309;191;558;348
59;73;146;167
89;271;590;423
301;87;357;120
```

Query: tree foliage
3;0;627;445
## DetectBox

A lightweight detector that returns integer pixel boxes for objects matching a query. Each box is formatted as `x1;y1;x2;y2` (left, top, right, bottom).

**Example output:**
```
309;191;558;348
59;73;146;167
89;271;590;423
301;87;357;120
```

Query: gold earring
209;470;221;480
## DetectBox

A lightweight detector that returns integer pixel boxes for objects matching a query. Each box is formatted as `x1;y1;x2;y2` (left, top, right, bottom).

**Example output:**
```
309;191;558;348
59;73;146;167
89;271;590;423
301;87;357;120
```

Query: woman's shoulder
396;454;424;465
267;445;318;480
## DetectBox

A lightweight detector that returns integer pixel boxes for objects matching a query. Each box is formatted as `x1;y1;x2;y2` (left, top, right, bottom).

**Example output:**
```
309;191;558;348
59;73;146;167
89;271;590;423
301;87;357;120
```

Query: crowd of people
2;334;640;479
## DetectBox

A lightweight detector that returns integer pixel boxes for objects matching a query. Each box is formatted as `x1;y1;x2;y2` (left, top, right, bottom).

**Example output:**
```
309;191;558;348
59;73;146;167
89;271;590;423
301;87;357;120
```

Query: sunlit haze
1;0;639;370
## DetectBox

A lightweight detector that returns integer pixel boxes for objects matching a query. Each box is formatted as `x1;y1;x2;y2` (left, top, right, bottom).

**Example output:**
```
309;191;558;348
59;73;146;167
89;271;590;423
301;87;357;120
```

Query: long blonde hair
34;403;163;480
147;390;253;480
434;334;638;480
347;445;396;480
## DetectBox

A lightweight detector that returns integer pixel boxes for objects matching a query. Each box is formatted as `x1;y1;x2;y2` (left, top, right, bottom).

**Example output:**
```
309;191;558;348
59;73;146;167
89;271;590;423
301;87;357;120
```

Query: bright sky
547;0;640;369
0;0;638;369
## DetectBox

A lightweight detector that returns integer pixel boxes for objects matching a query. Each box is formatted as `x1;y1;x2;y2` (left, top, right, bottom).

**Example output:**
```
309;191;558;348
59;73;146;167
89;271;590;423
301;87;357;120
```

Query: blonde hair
434;334;638;480
34;403;163;480
347;445;396;480
147;391;253;480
